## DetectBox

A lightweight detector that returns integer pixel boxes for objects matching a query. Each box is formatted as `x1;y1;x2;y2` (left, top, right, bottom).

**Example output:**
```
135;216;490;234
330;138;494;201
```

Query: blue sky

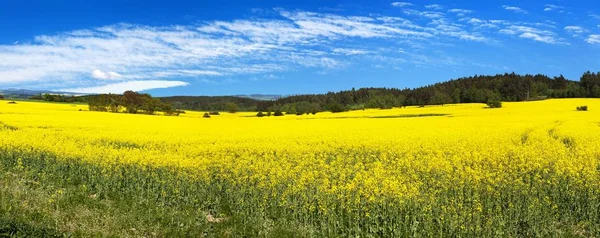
1;0;600;96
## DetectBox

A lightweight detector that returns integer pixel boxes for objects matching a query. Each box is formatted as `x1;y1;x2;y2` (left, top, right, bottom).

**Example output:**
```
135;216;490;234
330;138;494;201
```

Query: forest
161;71;600;112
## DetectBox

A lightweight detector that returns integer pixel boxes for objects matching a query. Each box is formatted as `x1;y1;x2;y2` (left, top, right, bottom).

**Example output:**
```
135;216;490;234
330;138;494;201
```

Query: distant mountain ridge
233;94;282;101
0;89;83;98
0;88;282;101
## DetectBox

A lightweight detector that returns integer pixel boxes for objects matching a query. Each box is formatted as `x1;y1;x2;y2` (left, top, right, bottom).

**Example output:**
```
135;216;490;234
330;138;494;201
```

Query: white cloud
466;18;499;28
403;9;445;19
503;5;528;14
61;80;189;94
332;48;371;55
519;32;557;44
500;25;565;44
391;2;413;7
425;4;444;10
543;4;563;12
448;9;473;17
564;26;585;36
587;35;600;44
91;69;123;80
0;6;579;91
590;14;600;20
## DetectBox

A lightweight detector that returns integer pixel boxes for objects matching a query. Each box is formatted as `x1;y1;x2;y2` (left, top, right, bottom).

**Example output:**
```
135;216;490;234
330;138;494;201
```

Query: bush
486;99;502;108
273;110;284;116
266;111;272;117
209;111;220;115
202;112;211;118
577;105;588;111
257;111;265;117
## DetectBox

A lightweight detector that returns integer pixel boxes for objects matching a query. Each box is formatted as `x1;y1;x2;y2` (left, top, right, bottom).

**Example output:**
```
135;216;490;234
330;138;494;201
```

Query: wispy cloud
0;5;585;92
391;2;413;8
503;5;528;14
587;35;600;44
61;80;189;94
544;4;564;12
425;4;444;10
448;9;473;17
564;26;585;37
500;25;566;44
402;9;445;19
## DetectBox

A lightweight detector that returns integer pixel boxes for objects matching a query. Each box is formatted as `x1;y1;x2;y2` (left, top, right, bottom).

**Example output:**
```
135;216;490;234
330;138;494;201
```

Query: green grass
1;147;599;237
0;152;315;237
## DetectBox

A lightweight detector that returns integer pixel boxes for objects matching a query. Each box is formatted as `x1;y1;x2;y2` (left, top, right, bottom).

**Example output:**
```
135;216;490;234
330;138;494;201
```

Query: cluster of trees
88;91;180;116
278;101;321;115
160;96;261;112
30;94;87;103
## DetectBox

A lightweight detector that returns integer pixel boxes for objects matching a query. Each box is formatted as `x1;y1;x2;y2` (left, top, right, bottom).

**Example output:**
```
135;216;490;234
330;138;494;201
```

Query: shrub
266;111;272;117
203;112;211;118
209;111;220;115
577;105;588;111
487;99;502;108
257;111;265;117
7;101;17;104
273;110;284;116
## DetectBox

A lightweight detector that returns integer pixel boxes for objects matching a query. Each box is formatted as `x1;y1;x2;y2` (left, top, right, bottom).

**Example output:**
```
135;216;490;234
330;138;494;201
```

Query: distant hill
233;94;282;101
0;89;82;99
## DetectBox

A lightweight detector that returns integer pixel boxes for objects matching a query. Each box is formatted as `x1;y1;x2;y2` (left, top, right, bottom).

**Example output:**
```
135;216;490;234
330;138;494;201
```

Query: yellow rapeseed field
1;99;599;236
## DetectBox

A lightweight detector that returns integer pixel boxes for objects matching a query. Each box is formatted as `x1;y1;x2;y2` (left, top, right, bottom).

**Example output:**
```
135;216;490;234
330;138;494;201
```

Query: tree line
87;91;180;116
162;71;599;113
29;71;600;114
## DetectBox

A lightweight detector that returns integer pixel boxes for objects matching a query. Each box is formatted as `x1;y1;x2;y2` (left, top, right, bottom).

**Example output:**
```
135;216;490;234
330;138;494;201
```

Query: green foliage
487;99;502;108
577;105;588;111
257;111;265;117
429;91;452;105
366;93;405;109
269;104;285;116
327;103;347;113
225;102;239;113
88;91;176;116
31;93;85;103
202;112;211;118
209;111;220;115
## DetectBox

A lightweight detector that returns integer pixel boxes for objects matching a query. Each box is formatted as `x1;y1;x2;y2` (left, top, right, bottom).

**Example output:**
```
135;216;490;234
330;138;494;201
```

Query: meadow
0;99;599;237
